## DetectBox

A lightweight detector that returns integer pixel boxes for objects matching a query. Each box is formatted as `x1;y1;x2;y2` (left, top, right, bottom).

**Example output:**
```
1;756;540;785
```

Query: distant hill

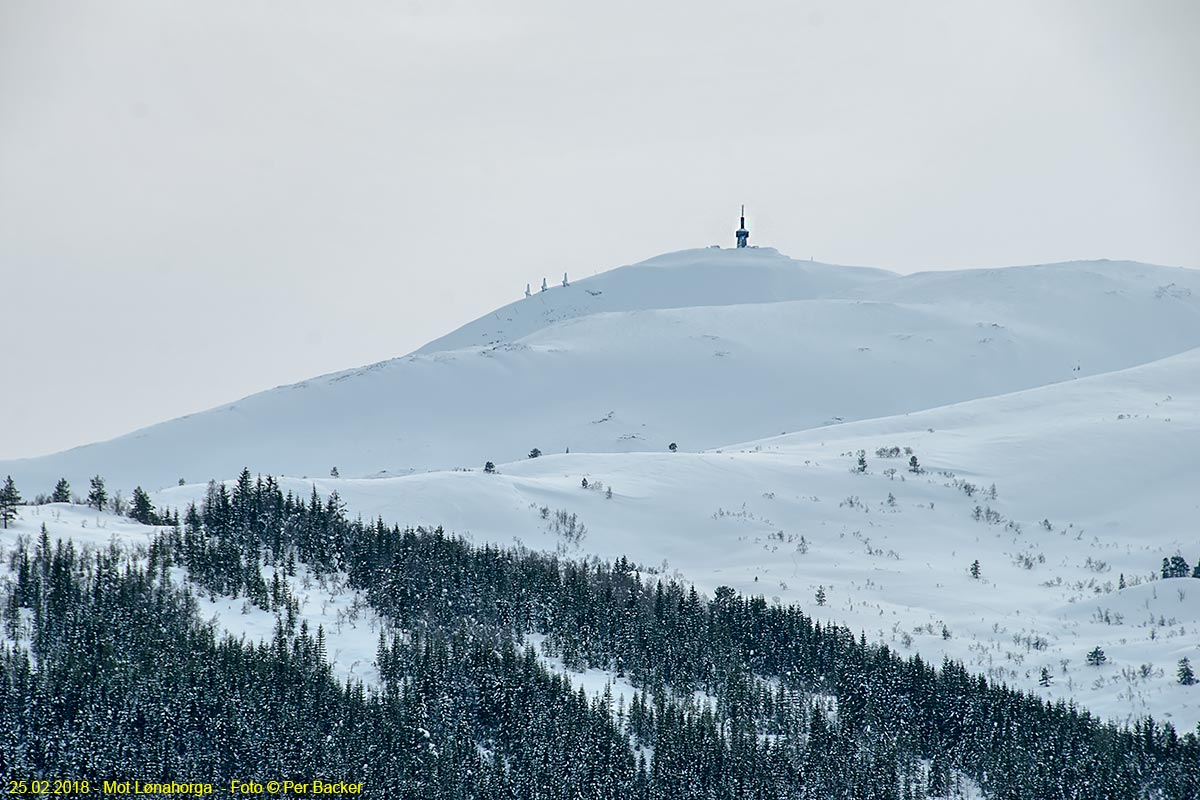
3;247;1198;493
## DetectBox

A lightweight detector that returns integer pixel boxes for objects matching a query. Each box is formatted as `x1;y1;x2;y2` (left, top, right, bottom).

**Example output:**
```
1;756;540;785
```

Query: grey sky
2;0;1197;459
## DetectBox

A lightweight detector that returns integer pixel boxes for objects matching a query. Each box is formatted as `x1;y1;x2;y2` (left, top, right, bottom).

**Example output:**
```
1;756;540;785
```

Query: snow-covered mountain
3;245;1200;732
144;345;1200;729
4;247;1199;493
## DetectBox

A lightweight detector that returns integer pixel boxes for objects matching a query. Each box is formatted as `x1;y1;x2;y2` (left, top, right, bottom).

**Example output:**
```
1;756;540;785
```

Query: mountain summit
4;249;1199;491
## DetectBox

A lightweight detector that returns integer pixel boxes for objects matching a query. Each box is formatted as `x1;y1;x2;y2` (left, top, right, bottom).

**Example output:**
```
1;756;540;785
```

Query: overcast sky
1;0;1197;459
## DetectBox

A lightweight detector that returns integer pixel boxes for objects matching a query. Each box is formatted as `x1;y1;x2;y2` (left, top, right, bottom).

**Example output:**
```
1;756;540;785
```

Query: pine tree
605;486;613;500
856;451;867;473
1086;646;1107;666
528;448;541;459
1118;573;1126;590
51;478;71;504
1039;667;1053;687
484;461;496;474
970;560;981;580
908;455;920;473
87;475;107;511
330;466;339;478
581;478;589;488
815;586;826;606
669;442;678;453
130;486;157;525
1167;555;1191;578
1178;658;1196;686
0;475;21;529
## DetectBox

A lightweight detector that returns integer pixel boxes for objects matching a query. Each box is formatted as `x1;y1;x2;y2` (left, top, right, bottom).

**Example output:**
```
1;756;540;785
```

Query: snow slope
153;347;1200;731
4;249;1199;494
0;504;384;686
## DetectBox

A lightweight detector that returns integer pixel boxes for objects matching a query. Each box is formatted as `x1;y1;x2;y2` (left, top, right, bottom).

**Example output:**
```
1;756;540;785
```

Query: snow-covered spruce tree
815;586;827;606
528;448;541;459
1179;658;1197;686
1039;667;1053;687
855;450;867;473
1162;555;1191;579
970;560;981;580
130;486;157;525
0;475;21;528
51;477;71;504
483;461;496;474
87;475;107;511
908;454;920;473
1086;646;1107;667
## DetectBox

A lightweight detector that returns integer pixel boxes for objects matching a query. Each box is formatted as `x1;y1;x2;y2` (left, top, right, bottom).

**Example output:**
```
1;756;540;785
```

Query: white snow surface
142;347;1200;731
4;248;1200;492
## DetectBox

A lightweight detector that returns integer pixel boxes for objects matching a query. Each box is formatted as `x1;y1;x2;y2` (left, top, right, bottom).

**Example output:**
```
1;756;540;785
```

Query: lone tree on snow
1086;646;1107;667
130;487;157;526
51;478;71;504
483;461;496;474
908;455;921;473
87;475;107;512
970;560;981;580
1039;667;1053;687
855;451;867;473
0;476;21;529
528;448;542;459
1179;658;1197;686
668;442;678;453
815;586;827;606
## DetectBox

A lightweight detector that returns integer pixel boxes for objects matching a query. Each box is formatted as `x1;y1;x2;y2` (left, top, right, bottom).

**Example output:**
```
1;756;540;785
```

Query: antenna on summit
735;205;750;248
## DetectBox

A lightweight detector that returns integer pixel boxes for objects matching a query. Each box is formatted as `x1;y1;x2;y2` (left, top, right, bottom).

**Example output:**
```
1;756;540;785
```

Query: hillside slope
153;347;1200;730
4;250;1199;493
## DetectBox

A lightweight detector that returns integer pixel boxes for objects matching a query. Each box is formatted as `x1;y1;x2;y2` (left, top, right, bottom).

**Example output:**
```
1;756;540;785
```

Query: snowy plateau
4;246;1200;746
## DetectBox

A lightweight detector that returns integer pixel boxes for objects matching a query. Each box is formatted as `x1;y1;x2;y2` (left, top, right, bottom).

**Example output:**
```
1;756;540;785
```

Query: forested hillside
3;477;1196;798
